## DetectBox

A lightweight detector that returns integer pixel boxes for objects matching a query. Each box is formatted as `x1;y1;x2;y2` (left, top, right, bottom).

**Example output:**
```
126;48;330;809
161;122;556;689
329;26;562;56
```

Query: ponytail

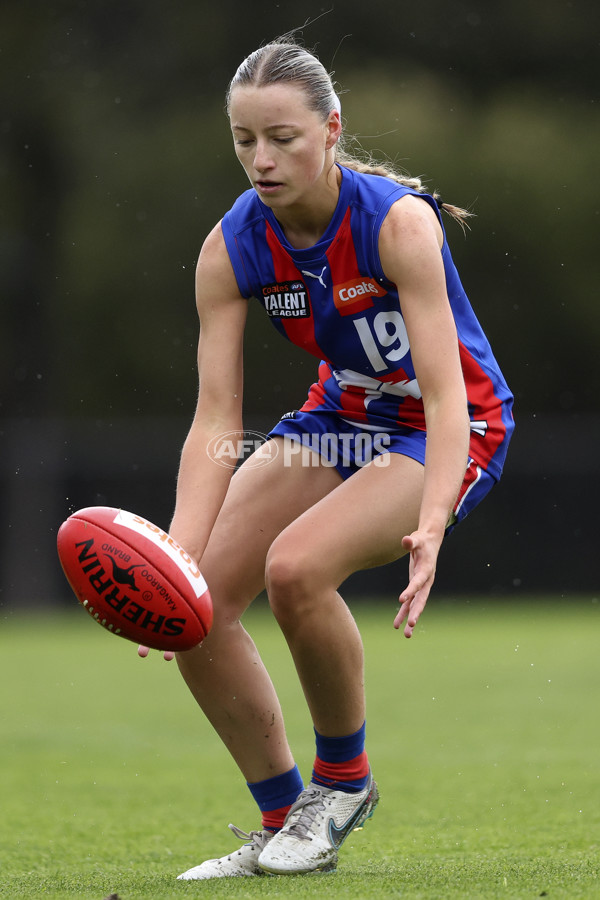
335;145;473;231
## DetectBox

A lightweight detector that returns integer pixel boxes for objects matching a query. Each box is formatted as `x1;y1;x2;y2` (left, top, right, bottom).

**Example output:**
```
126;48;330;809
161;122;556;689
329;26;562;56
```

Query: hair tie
435;196;444;210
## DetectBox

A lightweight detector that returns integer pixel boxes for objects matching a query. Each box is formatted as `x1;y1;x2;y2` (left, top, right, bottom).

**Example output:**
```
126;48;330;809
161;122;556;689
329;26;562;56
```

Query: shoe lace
281;787;327;842
228;823;272;851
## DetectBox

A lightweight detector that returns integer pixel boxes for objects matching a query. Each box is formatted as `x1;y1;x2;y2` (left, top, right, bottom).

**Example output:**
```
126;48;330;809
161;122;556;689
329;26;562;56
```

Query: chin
255;192;287;210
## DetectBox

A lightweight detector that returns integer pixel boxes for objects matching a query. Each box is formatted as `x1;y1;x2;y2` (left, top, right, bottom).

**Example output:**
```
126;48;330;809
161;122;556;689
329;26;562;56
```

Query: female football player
141;36;514;879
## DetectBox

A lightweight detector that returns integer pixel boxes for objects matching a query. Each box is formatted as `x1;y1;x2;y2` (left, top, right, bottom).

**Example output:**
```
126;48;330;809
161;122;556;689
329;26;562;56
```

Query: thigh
200;437;343;616
268;453;425;590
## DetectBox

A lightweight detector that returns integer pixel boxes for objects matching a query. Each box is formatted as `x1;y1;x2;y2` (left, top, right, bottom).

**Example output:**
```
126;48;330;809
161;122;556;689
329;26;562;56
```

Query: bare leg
265;454;424;736
176;439;344;782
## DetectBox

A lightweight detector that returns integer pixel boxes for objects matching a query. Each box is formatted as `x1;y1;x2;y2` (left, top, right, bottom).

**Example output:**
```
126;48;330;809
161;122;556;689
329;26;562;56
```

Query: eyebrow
231;123;298;132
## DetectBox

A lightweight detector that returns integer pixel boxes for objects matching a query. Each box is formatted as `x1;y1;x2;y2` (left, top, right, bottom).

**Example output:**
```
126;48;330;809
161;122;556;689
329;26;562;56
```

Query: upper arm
193;222;248;423
378;195;465;404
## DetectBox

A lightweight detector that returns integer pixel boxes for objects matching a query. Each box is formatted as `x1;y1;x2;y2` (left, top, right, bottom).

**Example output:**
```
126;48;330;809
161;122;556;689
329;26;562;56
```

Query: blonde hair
227;37;473;229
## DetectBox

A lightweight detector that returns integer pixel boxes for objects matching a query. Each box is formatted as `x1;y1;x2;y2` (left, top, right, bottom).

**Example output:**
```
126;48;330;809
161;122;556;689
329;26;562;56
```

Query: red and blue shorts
269;408;498;533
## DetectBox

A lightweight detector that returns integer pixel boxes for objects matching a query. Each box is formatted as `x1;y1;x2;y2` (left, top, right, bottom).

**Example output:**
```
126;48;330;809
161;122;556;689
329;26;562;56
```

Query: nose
253;140;274;173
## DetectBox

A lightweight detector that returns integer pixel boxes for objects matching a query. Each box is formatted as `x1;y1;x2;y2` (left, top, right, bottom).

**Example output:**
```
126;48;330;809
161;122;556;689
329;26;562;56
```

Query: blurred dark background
1;0;598;608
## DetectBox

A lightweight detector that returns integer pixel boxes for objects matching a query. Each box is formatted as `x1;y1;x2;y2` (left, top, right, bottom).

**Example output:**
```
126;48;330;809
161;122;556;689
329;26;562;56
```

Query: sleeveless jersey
221;165;514;480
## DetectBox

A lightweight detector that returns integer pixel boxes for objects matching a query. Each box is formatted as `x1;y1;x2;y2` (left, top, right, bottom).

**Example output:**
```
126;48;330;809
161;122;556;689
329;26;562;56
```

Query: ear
325;110;342;149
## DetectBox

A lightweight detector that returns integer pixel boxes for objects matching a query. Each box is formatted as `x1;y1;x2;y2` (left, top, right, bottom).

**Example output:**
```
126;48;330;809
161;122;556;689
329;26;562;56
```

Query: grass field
1;596;599;899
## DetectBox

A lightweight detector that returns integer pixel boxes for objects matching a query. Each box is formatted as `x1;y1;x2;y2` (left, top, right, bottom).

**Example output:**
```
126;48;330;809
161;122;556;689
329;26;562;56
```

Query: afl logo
206;430;279;469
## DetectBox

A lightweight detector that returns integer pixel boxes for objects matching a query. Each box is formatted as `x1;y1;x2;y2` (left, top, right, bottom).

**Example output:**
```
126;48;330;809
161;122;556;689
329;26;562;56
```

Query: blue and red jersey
221;165;514;480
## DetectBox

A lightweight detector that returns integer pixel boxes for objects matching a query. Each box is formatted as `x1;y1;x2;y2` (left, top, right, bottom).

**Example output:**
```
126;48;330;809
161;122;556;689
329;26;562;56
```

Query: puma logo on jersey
333;278;387;316
301;266;327;288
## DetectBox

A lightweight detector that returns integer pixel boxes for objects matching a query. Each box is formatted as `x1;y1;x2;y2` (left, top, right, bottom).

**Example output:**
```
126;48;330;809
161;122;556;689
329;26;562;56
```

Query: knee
265;539;315;625
200;558;259;634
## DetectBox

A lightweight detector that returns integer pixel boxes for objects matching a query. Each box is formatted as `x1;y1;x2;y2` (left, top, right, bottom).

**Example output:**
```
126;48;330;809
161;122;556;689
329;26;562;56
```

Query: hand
393;530;441;638
137;645;175;662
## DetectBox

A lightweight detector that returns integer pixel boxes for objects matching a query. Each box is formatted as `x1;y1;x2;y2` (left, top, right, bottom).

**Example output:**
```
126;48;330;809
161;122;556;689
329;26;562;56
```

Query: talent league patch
262;281;311;318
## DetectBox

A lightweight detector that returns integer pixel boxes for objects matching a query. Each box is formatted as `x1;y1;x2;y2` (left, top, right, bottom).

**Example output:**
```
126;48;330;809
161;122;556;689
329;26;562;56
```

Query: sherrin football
57;506;213;651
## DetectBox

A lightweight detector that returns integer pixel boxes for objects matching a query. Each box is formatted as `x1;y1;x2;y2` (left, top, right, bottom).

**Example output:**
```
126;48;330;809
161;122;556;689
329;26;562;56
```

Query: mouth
255;180;284;194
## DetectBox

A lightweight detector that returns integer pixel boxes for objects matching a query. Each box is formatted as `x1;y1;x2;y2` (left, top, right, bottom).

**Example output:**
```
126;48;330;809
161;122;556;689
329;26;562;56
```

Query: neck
274;161;341;249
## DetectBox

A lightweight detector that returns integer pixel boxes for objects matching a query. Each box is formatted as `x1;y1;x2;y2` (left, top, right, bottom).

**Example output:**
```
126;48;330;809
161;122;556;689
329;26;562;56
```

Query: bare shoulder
196;221;243;302
198;220;228;261
380;193;443;249
194;222;247;380
379;194;444;287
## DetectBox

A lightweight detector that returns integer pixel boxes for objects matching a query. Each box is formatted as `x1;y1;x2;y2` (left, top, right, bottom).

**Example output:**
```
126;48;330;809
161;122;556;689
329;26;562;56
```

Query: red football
57;506;213;651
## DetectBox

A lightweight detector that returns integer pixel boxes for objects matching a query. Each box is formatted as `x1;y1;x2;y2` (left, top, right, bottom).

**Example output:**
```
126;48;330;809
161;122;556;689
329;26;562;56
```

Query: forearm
169;415;243;562
418;397;470;539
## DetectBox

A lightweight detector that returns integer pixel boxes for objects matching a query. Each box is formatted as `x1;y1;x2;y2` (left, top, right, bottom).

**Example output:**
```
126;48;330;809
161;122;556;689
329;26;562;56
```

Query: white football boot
258;773;379;875
177;824;273;879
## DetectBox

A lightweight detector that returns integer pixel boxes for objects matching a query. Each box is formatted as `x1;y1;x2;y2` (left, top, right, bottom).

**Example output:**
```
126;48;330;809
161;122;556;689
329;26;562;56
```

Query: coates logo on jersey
333;278;387;316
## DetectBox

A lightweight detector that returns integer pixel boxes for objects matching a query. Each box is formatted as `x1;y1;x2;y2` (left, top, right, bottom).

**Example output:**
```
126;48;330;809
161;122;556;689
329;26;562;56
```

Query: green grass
1;596;599;899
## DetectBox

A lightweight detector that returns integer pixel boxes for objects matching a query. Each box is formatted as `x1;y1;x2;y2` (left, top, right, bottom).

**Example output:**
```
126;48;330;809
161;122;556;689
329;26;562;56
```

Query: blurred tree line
1;0;598;423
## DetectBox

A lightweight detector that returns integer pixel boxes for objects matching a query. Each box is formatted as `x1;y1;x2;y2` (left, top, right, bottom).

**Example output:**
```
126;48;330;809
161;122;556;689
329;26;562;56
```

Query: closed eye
234;136;295;146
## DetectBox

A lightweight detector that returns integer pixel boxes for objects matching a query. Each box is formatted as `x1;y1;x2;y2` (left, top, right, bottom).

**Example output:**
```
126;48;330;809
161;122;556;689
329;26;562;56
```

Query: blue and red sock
247;764;304;832
311;721;370;793
246;724;369;829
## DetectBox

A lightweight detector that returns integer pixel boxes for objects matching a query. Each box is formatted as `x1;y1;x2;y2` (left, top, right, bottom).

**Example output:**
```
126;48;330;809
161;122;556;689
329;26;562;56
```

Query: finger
163;650;175;662
399;572;428;606
401;533;417;552
137;645;150;658
393;592;414;625
393;603;408;630
394;583;431;634
406;591;431;636
394;600;417;638
404;604;424;637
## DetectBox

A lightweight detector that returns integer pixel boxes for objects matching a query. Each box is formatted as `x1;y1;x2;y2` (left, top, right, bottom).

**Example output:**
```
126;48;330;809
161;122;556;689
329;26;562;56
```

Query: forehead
229;82;317;128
